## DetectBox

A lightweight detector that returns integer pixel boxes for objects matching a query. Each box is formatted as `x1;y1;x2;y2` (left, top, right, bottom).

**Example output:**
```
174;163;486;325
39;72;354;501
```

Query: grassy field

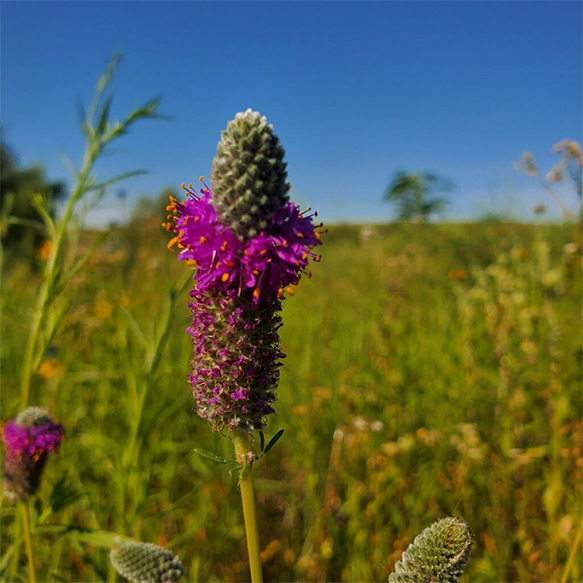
1;219;581;582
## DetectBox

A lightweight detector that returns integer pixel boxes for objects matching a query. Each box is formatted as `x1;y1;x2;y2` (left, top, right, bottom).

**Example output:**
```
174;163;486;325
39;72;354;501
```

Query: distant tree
1;134;66;251
384;171;454;222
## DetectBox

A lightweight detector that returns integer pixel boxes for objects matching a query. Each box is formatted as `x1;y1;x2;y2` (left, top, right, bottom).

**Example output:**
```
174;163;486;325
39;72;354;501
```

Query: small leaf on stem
263;429;285;455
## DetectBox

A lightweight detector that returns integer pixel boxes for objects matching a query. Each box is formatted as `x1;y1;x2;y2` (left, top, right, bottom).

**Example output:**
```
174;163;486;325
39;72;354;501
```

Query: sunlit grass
1;220;581;582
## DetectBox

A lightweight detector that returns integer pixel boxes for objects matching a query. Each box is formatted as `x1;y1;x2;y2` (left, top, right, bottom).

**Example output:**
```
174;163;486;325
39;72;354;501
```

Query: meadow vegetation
1;215;581;582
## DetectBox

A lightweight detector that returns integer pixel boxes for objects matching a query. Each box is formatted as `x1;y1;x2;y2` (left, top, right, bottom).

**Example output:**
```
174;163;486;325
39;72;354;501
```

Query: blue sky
1;1;581;224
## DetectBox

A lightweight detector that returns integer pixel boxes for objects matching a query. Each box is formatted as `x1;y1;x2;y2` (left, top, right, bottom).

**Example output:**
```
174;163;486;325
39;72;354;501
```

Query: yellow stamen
221;273;230;282
167;236;179;249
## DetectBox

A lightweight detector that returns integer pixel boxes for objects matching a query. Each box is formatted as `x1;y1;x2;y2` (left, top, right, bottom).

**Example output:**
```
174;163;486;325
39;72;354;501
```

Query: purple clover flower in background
2;407;64;501
163;110;323;432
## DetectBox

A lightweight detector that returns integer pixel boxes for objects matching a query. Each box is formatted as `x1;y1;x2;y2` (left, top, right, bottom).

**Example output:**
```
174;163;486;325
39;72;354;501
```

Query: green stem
561;517;583;583
232;431;263;583
21;501;37;583
8;504;22;582
20;151;95;410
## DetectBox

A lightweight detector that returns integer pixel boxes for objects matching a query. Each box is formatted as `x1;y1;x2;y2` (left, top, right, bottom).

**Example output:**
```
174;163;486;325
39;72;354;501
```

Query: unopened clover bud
389;517;473;583
211;109;290;240
110;541;183;583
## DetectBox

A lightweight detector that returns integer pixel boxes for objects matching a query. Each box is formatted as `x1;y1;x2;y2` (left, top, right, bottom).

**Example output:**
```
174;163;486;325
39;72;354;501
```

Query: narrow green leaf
124;97;162;125
239;463;250;480
96;53;122;95
120;307;148;349
6;217;47;232
96;95;113;137
259;431;265;452
193;448;239;465
0;544;14;573
30;194;55;236
34;525;129;549
89;169;147;192
263;429;285;455
46;228;113;305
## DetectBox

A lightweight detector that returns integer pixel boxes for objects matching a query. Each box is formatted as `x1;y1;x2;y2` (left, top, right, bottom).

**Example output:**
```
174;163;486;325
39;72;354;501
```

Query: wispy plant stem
20;156;94;409
122;270;191;472
560;517;583;583
232;431;263;583
19;53;162;410
21;501;36;583
7;505;22;582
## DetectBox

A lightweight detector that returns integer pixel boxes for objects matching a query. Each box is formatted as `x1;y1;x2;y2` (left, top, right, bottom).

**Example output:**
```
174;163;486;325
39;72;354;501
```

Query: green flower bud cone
389;517;473;583
16;407;51;428
211;108;290;239
110;542;183;583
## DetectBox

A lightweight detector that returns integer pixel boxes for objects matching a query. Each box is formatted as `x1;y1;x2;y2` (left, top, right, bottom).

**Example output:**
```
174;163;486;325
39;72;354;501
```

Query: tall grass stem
232;431;263;583
560;517;583;583
21;501;36;583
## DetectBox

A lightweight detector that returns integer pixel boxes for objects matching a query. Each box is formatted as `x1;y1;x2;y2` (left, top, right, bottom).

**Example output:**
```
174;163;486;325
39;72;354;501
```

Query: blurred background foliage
1;186;581;580
1;135;66;259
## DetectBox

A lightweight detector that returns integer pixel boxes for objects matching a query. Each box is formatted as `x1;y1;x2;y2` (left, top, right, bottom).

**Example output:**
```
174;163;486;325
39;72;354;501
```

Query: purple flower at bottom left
2;407;64;502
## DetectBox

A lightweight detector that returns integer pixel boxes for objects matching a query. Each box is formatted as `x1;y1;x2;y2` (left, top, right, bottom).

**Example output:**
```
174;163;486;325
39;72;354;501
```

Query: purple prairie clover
187;291;284;431
163;110;323;432
2;407;64;502
164;189;322;304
